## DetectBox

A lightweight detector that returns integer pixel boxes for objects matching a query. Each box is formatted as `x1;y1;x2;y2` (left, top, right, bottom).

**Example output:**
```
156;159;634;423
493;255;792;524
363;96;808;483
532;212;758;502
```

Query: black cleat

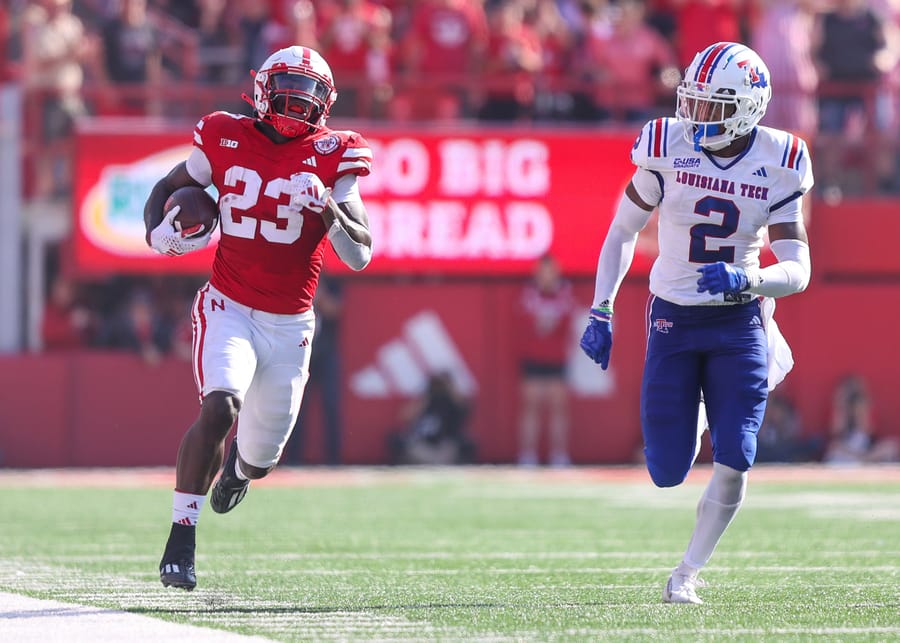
160;522;197;590
210;440;250;514
160;558;196;591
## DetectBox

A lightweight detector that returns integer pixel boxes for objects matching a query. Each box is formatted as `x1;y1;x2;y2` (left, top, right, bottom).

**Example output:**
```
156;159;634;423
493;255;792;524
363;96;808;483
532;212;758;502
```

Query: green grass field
1;466;898;641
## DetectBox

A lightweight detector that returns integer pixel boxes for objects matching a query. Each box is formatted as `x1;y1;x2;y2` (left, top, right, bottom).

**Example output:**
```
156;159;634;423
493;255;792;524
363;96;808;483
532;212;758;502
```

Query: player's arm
590;175;657;310
293;171;372;271
143;161;204;246
581;172;657;368
745;220;811;297
319;174;372;271
696;216;811;298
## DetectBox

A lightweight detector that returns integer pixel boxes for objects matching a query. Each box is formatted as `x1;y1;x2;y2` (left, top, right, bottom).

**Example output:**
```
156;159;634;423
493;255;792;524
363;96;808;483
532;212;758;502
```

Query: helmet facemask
677;86;743;151
264;72;333;137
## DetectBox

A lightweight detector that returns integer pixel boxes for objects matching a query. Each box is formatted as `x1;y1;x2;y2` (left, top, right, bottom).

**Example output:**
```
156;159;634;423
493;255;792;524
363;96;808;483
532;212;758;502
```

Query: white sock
233;445;249;481
172;490;206;526
681;462;747;570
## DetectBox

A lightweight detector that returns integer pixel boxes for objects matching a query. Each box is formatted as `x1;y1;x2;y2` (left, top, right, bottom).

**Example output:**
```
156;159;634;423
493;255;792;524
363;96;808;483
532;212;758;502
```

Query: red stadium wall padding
0;353;199;468
1;279;898;468
0;356;70;467
65;352;200;466
811;199;900;277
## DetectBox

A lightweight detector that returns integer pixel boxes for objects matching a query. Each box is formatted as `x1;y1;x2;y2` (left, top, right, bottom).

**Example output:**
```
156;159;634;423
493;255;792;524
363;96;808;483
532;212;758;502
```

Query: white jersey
631;118;813;306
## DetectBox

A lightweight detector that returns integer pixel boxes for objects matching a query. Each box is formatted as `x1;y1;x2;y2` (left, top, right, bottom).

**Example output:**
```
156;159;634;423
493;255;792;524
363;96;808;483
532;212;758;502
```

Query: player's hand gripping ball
150;186;218;256
166;186;220;238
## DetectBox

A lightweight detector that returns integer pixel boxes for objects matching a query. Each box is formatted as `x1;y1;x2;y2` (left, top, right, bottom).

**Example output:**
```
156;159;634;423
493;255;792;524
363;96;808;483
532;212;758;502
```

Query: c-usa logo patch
673;158;700;169
313;134;340;155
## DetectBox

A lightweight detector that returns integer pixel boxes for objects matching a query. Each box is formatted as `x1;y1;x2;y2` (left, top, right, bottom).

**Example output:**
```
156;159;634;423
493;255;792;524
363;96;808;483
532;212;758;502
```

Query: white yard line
0;591;273;642
555;627;900;638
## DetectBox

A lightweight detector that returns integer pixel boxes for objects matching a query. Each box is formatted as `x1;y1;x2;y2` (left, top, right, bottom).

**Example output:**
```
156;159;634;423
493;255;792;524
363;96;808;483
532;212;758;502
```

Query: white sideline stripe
0;591;273;642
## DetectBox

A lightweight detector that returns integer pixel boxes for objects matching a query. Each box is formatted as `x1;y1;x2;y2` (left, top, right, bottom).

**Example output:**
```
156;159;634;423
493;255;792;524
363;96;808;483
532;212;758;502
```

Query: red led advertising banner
73;123;654;277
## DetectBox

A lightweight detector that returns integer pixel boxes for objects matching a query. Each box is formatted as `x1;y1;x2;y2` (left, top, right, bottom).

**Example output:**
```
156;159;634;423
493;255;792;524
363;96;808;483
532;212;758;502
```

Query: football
165;186;219;237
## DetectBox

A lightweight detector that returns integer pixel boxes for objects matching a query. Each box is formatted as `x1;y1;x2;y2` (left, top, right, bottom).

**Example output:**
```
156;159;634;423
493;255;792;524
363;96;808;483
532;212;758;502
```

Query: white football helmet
245;46;337;137
676;42;772;151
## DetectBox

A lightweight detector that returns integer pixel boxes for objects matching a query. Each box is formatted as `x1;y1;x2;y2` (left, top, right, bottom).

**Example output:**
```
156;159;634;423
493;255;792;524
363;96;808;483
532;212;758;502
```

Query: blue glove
580;306;613;370
696;262;750;295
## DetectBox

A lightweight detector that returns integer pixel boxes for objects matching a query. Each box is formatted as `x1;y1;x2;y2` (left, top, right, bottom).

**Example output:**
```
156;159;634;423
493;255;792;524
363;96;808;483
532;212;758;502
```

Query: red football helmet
244;46;337;138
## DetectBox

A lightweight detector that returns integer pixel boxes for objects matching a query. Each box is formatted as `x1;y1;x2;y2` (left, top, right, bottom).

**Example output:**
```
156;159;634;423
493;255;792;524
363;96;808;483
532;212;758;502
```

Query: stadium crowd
6;0;900;198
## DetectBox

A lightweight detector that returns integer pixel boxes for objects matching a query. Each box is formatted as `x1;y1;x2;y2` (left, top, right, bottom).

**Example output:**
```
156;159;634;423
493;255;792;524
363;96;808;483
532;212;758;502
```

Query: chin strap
693;124;728;151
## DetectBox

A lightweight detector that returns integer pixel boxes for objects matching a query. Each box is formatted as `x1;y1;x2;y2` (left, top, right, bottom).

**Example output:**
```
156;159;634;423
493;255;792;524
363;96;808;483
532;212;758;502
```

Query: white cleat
662;571;706;604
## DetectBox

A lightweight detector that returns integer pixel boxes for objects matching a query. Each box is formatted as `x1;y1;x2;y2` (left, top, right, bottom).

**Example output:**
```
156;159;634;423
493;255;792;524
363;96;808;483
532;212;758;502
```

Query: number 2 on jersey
218;165;305;244
689;196;739;263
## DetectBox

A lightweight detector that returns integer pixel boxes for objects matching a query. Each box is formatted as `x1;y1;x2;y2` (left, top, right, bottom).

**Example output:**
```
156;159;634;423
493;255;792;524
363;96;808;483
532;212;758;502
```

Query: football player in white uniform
580;42;812;604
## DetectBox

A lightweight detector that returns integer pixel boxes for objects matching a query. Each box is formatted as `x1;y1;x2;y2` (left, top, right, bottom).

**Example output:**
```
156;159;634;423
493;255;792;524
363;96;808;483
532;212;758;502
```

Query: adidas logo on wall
350;311;476;398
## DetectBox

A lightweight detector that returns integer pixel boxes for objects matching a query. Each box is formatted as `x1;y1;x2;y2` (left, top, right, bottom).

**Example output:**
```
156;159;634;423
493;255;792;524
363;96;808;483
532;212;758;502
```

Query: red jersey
406;1;489;74
192;112;372;313
517;280;576;367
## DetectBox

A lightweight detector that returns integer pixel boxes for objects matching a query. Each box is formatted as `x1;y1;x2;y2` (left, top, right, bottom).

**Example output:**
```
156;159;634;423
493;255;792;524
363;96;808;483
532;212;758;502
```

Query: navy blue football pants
641;296;768;487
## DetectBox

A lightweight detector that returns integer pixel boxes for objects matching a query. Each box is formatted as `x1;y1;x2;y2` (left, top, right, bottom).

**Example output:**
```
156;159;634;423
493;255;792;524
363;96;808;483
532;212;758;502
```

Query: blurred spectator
478;1;543;121
99;0;165;115
566;0;613;121
515;254;576;468
151;0;201;29
194;0;243;85
824;374;900;465
387;371;475;465
530;0;577;121
813;0;890;192
281;0;320;51
580;0;679;122
756;394;822;463
669;0;745;71
644;0;678;41
872;0;900;192
751;0;819;140
96;287;173;364
40;276;94;350
287;275;345;466
238;0;290;81
392;0;489;121
0;2;12;82
21;0;99;198
317;0;393;119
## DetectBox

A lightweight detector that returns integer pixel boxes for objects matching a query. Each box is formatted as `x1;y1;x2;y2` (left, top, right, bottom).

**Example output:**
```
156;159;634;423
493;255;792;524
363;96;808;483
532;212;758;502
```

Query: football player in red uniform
144;46;373;590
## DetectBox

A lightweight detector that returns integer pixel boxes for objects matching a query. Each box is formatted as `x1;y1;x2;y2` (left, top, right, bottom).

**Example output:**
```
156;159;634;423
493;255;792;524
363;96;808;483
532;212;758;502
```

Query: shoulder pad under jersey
191;111;248;150
630;118;683;171
309;128;373;177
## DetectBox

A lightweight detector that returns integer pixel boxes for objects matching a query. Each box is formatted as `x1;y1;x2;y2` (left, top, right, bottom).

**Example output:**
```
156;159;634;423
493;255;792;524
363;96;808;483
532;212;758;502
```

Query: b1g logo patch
313;135;340;154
